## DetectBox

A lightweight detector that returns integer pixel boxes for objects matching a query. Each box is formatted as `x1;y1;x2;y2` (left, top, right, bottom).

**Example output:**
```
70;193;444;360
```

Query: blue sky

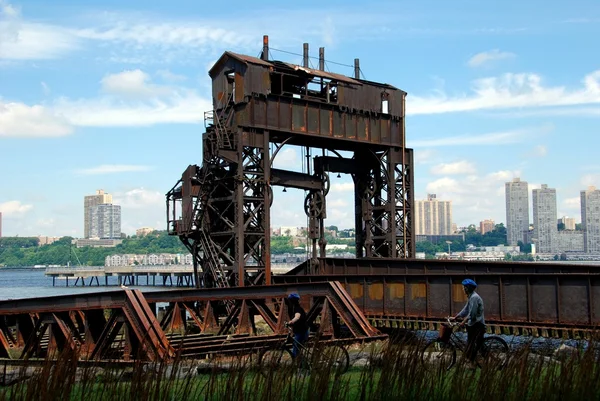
1;0;600;237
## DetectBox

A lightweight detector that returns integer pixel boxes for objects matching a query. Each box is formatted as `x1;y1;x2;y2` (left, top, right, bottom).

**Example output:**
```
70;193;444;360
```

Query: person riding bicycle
450;279;485;365
285;293;309;358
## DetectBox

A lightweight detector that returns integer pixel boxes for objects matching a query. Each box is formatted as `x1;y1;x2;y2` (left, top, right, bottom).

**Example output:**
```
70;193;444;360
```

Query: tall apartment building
90;204;121;239
532;184;557;253
581;186;600;253
84;190;113;238
415;194;453;235
505;178;530;246
559;216;576;231
480;219;495;235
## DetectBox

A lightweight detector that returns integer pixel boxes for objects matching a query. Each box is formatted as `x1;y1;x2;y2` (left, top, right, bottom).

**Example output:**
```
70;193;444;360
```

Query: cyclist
450;279;485;366
284;293;309;358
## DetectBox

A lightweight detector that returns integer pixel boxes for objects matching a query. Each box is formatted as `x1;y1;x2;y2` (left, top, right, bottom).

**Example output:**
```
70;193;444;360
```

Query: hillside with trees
0;231;187;267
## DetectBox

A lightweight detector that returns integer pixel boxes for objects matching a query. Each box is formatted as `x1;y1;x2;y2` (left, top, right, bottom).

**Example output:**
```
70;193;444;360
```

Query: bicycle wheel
421;339;456;372
312;345;350;376
258;347;294;376
477;336;509;370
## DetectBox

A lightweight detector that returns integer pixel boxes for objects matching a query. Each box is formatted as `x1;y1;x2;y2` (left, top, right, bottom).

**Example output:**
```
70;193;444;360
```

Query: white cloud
563;197;581;209
430;160;476;175
0;1;80;61
330;182;354;192
76;165;154;175
113;188;163;209
581;174;600;187
111;188;165;235
0;200;33;217
272;147;299;170
414;149;438;165
533;145;547;157
156;69;187;82
2;69;212;135
408;70;600;115
41;81;50;95
410;125;551;147
0;100;73;137
100;70;173;98
467;49;515;68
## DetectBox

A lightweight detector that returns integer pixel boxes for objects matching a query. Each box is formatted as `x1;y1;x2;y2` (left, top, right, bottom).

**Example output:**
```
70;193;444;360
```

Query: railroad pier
45;264;298;287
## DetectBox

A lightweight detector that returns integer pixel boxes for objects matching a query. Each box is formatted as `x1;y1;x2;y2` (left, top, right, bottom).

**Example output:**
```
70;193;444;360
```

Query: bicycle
420;317;509;371
258;326;350;377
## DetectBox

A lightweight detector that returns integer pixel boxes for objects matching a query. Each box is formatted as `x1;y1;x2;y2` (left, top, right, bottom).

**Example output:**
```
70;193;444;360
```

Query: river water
0;268;166;301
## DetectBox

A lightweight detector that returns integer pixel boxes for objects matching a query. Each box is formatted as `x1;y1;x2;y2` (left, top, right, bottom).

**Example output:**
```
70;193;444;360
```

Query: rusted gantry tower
167;35;414;289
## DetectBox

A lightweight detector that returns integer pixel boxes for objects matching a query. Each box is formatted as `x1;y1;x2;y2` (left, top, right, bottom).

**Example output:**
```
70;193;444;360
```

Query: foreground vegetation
1;338;599;401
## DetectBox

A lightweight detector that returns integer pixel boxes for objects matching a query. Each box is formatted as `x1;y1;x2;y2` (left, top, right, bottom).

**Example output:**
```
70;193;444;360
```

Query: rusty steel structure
0;282;383;361
278;258;600;337
4;37;600;365
167;35;414;290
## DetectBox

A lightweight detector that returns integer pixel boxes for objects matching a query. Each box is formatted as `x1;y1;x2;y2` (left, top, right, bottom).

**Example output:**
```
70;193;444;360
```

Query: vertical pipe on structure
262;35;269;61
303;43;309;68
354;58;360;79
264;131;271;285
319;47;325;71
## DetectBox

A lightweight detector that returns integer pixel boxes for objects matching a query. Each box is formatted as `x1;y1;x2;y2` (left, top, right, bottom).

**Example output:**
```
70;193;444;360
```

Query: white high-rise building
505;178;530;246
90;204;121;239
532;184;557;253
581;186;600;253
84;190;113;238
415;194;453;235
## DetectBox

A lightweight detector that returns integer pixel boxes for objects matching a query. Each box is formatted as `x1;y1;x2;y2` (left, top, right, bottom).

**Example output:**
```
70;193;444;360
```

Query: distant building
479;219;495;235
75;238;123;248
559;216;576;231
416;234;465;244
136;227;155;237
105;253;193;267
38;236;61;246
532;184;558;253
0;212;2;238
505;178;530;246
555;231;584;253
84;190;113;239
451;223;458;234
280;226;305;237
90;204;121;239
415;194;453;235
581;186;600;253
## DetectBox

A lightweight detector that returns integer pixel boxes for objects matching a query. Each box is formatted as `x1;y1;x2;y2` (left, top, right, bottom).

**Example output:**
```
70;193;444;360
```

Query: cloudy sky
1;0;599;237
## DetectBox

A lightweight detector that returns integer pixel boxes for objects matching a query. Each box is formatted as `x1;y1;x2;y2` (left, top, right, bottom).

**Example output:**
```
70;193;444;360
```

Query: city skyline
2;0;600;236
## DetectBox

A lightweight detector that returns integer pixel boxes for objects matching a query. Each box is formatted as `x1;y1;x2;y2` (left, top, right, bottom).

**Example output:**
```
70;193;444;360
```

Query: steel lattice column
354;148;414;258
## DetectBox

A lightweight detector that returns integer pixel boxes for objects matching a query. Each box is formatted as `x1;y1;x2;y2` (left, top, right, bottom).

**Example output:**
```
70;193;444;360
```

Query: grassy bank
1;339;599;401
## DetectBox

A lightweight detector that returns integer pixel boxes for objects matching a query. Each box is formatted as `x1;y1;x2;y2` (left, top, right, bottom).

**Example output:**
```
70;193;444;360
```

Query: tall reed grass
1;335;599;401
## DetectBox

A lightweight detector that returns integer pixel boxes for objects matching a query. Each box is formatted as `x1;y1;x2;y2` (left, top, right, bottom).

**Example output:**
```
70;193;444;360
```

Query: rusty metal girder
277;257;600;333
0;282;384;362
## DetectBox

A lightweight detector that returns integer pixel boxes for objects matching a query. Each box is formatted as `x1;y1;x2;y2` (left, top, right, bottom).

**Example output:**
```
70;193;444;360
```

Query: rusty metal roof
208;51;273;77
208;51;362;85
280;63;361;85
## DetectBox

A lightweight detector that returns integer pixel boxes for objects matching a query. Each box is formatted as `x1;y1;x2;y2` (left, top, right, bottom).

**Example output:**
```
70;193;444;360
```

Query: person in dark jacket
285;293;309;358
451;278;485;365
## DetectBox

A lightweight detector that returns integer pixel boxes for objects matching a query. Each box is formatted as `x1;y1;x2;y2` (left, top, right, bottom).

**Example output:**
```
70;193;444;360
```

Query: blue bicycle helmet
288;293;300;300
462;279;477;288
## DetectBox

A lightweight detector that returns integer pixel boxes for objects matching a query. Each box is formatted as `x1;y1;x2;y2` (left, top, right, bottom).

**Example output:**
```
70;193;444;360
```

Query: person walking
451;279;485;366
